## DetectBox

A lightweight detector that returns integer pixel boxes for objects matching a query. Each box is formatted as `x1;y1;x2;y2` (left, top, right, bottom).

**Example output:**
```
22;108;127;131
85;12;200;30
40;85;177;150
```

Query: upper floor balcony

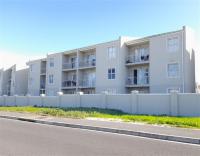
40;83;46;90
40;67;46;75
62;62;77;71
126;76;149;87
126;54;149;65
79;79;95;88
79;59;96;69
62;79;77;88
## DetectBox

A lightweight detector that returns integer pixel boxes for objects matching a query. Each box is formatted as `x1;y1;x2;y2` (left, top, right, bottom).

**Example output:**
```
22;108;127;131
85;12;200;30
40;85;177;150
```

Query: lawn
0;106;200;129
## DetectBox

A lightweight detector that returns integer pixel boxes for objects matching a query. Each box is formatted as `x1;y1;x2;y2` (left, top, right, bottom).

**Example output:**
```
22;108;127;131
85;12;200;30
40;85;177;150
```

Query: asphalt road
0;118;200;156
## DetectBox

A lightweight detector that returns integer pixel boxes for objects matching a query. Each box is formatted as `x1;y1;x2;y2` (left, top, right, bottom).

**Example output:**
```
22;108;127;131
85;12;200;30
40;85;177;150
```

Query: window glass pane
112;74;115;79
108;47;116;59
168;37;179;52
112;68;115;73
168;63;179;77
168;88;180;93
50;58;54;67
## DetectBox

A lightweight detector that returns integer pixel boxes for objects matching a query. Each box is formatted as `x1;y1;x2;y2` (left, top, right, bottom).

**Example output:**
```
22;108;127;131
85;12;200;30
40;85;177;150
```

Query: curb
0;115;200;145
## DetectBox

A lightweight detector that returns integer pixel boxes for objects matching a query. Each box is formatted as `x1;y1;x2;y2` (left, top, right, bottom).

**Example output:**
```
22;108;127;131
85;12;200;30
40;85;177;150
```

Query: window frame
167;62;180;78
107;46;116;59
167;87;180;93
167;36;179;53
108;68;116;80
48;74;54;84
49;58;54;67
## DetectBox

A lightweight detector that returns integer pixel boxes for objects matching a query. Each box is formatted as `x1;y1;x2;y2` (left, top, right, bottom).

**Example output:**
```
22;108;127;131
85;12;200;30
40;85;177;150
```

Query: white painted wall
0;69;3;95
46;53;62;96
27;60;41;96
0;93;199;117
15;68;28;95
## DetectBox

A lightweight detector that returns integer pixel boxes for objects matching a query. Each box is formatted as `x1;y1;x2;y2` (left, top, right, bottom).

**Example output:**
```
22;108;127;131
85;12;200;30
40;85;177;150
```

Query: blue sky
0;0;200;68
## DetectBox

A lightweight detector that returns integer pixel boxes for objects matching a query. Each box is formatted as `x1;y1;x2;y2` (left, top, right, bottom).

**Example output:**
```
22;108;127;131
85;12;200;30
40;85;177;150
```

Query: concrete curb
0;115;200;145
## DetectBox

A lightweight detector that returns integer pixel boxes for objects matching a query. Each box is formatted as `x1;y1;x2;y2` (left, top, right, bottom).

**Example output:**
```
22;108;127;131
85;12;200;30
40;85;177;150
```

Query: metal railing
126;54;149;64
79;59;96;68
62;80;77;87
40;83;46;89
79;79;95;88
126;76;149;86
62;62;77;70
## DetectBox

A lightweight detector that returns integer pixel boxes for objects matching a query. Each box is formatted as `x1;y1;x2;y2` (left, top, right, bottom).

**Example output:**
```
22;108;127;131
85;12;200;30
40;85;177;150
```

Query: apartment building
0;69;3;95
26;26;200;96
0;65;28;96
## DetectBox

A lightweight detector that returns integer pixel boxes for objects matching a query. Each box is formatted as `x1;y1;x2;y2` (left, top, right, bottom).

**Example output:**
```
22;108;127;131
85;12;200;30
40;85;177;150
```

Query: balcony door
138;68;149;85
70;57;77;68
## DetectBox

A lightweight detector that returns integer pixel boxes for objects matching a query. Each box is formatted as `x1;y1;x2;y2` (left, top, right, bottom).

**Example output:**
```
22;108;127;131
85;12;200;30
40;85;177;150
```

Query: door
89;73;95;86
138;68;147;85
71;57;76;68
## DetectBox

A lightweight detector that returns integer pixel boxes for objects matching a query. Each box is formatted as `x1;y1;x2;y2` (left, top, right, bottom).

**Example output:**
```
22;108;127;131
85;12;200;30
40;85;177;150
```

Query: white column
101;91;108;109
40;94;45;107
57;92;63;107
3;95;7;106
131;90;139;114
76;92;83;107
170;91;179;116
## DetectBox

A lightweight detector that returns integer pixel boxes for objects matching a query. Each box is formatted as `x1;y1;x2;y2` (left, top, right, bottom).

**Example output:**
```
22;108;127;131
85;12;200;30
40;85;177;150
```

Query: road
0;118;199;156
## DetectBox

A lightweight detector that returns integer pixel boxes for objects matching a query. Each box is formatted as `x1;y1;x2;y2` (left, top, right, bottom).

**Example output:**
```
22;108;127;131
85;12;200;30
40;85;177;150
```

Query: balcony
40;68;46;75
62;62;77;70
126;76;149;87
40;83;46;89
126;54;149;65
62;80;77;88
79;79;95;88
79;59;96;69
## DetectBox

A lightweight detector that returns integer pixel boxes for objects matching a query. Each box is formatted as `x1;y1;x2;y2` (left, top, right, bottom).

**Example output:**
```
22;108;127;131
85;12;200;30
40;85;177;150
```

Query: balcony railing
79;79;95;88
126;54;149;64
126;76;149;86
62;80;77;87
62;62;77;70
40;83;46;89
40;68;46;74
79;59;96;68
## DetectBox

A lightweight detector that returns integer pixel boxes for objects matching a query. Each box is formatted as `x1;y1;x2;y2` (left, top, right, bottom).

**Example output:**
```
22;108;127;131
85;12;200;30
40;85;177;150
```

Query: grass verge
0;106;200;129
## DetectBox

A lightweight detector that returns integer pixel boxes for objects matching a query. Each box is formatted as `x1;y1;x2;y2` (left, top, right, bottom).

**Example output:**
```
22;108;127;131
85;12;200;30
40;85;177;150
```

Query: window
108;68;115;79
49;58;54;67
167;37;179;52
167;88;180;93
30;64;33;72
49;74;54;84
108;47;116;59
167;63;179;78
106;88;117;94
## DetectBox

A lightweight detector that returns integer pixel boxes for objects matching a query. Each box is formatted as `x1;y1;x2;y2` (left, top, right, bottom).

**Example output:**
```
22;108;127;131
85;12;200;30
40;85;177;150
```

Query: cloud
0;50;45;70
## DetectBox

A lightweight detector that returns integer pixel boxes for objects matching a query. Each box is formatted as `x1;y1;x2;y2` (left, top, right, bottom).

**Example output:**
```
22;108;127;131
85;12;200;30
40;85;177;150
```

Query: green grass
0;106;200;129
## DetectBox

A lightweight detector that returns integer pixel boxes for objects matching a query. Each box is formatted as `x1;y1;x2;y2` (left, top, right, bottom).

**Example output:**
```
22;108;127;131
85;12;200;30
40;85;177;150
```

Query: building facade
0;65;28;96
25;26;199;96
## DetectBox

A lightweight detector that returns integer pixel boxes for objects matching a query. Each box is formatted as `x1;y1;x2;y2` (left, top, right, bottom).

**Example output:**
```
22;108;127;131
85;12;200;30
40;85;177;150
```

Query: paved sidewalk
0;111;200;144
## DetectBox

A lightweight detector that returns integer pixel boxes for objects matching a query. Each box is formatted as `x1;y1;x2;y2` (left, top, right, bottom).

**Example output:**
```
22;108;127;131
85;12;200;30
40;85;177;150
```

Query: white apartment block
0;65;28;96
25;26;199;96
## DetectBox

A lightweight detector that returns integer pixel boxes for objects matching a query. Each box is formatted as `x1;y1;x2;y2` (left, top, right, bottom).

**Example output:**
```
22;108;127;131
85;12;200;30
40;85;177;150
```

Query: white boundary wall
0;92;200;117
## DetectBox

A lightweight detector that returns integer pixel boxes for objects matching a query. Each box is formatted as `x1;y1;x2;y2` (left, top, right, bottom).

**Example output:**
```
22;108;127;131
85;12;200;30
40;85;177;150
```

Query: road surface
0;118;199;156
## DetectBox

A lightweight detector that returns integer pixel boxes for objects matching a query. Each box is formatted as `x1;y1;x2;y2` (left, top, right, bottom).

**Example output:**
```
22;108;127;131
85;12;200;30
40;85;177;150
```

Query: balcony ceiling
126;38;149;47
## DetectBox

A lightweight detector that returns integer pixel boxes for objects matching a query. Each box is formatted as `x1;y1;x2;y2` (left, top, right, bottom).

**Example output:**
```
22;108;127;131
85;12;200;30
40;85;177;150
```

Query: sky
0;0;200;69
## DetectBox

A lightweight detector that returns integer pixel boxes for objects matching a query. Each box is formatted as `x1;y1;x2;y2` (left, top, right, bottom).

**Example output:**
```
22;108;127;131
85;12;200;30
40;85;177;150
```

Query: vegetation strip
0;106;200;129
